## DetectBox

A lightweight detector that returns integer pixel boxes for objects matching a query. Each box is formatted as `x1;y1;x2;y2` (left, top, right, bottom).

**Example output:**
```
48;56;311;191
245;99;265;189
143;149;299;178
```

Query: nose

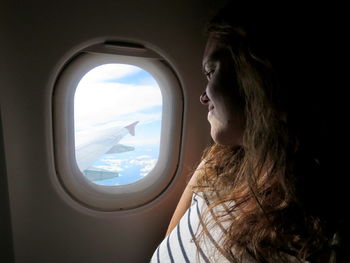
200;91;209;105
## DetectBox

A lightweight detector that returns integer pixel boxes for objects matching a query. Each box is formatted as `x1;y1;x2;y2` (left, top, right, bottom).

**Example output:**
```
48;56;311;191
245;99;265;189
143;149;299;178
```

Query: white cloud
74;82;162;129
140;159;157;177
116;112;162;125
128;158;158;177
103;159;125;166
140;162;156;172
136;155;151;159
79;64;140;84
93;159;130;172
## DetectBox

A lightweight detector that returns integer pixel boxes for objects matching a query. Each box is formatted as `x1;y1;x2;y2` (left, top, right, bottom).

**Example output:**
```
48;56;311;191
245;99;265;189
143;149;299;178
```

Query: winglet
125;121;139;136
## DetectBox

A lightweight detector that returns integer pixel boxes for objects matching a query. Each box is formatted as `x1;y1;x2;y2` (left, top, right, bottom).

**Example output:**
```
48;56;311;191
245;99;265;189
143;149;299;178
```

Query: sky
74;64;162;132
74;64;163;185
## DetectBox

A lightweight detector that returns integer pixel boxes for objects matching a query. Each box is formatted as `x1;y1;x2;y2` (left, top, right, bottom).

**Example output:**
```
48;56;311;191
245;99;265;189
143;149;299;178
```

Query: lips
209;104;214;111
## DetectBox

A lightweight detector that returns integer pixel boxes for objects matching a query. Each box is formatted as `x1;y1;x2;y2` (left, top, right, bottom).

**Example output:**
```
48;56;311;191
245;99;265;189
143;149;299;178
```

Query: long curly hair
194;3;341;262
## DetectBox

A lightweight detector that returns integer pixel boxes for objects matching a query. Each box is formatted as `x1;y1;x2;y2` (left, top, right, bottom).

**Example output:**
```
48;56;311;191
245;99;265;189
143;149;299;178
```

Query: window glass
74;64;162;186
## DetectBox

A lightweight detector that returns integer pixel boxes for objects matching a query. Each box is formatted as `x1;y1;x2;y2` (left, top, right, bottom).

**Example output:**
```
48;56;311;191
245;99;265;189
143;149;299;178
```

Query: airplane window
53;43;183;210
74;64;162;186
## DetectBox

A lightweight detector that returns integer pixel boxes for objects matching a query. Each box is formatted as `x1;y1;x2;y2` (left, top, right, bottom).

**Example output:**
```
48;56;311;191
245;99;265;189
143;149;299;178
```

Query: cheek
208;112;245;146
214;96;242;125
207;70;245;124
209;72;242;109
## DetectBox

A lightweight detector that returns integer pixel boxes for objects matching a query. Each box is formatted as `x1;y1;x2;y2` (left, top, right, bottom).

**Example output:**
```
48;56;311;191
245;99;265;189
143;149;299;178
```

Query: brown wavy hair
194;3;339;262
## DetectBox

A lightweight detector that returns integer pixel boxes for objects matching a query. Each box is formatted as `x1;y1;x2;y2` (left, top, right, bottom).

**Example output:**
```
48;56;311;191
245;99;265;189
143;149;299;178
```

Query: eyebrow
202;48;226;70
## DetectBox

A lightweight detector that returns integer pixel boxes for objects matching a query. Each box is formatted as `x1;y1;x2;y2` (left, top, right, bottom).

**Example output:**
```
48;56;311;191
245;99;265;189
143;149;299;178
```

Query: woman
151;2;347;262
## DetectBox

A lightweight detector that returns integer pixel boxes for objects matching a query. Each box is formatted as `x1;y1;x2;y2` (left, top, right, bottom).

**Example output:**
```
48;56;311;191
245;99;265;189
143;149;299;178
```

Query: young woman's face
200;35;245;146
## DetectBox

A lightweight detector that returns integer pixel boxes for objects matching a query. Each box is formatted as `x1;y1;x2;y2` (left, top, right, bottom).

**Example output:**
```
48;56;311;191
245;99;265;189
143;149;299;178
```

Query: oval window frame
53;42;183;211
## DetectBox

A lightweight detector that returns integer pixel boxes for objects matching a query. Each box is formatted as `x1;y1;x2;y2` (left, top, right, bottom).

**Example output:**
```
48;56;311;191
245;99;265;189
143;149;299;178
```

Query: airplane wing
83;167;120;181
75;121;139;172
106;144;135;154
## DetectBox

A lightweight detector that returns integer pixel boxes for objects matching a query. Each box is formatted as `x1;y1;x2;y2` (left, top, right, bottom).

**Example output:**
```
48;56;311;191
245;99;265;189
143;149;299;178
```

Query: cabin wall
0;0;226;262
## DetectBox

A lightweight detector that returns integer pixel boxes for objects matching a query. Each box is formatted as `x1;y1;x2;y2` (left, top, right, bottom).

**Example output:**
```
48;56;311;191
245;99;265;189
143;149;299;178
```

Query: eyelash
205;69;215;80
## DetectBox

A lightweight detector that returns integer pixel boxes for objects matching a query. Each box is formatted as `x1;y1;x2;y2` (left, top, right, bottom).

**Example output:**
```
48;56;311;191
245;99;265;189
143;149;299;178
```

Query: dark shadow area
0;111;15;263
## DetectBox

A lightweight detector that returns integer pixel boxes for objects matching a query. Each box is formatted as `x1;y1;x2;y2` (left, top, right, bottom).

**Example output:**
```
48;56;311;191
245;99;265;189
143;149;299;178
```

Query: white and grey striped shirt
150;193;253;263
150;193;306;263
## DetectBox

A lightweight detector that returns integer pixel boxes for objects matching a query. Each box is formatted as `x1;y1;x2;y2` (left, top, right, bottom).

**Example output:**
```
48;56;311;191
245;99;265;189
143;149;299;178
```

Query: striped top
150;193;256;263
150;193;306;263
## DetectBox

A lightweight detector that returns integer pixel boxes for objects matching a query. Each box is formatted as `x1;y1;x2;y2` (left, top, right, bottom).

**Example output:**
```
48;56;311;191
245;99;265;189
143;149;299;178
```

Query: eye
204;69;215;80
